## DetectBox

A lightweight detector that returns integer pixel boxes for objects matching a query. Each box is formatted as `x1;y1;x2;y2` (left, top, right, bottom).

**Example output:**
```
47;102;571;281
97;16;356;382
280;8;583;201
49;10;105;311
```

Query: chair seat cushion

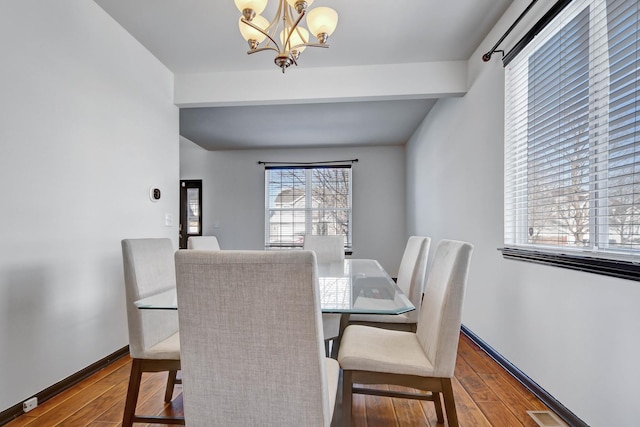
140;332;180;360
325;357;340;417
348;313;411;324
337;325;433;377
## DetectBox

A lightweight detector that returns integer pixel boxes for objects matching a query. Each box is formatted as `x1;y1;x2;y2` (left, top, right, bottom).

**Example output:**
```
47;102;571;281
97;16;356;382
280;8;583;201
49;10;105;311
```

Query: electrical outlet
23;397;37;412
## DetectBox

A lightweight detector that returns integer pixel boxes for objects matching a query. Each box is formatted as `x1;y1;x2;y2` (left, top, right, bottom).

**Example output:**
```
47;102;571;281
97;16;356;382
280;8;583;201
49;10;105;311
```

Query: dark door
179;180;202;249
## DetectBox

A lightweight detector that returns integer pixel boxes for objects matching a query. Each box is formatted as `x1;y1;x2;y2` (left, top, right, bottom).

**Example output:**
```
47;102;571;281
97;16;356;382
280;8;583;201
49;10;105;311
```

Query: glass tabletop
135;258;414;315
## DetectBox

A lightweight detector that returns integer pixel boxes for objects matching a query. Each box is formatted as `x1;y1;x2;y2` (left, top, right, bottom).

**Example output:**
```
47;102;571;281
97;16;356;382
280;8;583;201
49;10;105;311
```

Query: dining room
2;1;640;426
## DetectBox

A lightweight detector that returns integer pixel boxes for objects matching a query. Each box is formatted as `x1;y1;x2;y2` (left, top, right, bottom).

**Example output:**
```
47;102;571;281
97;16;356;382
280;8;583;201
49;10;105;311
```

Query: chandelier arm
237;0;337;72
282;7;306;51
247;46;280;55
294;43;330;49
267;0;284;37
240;18;281;51
293;20;307;44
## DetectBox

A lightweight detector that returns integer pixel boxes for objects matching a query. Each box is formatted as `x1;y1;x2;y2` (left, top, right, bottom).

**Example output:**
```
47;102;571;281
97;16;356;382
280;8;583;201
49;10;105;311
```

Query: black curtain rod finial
482;0;539;64
482;50;504;62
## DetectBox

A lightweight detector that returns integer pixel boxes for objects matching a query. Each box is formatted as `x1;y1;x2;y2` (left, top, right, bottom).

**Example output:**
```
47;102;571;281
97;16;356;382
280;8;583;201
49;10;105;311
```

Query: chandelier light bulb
234;0;268;20
236;0;338;72
239;15;269;46
285;0;314;14
306;6;338;43
281;26;309;52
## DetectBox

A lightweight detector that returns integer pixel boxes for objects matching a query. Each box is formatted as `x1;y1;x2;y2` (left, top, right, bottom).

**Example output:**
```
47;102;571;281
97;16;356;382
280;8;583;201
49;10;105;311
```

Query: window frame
264;165;353;250
502;0;640;281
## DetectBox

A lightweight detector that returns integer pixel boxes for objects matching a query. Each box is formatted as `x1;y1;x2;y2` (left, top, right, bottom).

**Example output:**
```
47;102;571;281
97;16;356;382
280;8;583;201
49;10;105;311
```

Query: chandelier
234;0;338;73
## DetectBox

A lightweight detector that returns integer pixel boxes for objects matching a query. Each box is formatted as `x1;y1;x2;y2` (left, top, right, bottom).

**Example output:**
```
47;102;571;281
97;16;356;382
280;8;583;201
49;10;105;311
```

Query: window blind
264;166;352;249
504;0;640;260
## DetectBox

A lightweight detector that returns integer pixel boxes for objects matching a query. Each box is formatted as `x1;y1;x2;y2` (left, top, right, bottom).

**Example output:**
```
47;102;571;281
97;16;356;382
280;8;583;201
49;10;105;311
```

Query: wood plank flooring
5;334;552;426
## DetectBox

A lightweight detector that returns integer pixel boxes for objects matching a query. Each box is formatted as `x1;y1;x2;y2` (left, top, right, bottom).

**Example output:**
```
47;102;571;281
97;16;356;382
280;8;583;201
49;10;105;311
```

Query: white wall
0;0;179;411
180;140;407;275
406;3;640;426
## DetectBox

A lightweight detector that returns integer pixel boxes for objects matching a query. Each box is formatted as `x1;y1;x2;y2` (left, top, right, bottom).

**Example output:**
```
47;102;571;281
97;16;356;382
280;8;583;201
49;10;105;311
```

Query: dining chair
338;239;474;427
303;234;345;262
175;250;339;427
349;236;431;331
121;238;183;426
303;234;345;354
186;235;220;250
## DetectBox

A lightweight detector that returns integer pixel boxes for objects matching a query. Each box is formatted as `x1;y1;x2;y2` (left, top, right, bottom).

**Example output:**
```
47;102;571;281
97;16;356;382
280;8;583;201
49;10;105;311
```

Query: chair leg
165;370;178;402
441;378;459;427
433;391;444;424
122;359;143;427
332;314;352;359
342;370;353;427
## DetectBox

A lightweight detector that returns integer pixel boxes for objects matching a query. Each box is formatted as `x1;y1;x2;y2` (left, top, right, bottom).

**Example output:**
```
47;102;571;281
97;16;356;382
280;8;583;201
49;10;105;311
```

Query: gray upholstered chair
349;236;431;331
338;239;474;427
303;234;345;354
186;235;220;250
303;234;345;262
175;250;339;427
121;238;183;426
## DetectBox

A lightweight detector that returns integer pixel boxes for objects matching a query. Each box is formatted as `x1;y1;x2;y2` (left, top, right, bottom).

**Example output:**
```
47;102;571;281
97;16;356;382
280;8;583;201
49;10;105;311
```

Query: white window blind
265;166;352;249
505;0;640;260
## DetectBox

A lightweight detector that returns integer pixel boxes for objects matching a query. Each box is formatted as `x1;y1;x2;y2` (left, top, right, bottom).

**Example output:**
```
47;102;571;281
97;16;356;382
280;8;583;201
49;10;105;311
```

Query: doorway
179;180;202;249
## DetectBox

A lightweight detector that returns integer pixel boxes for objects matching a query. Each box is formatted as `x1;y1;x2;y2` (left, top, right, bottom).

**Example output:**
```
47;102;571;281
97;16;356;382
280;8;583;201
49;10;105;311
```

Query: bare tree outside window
312;168;350;236
505;0;640;258
265;167;352;248
526;7;590;248
527;128;591;247
607;169;640;248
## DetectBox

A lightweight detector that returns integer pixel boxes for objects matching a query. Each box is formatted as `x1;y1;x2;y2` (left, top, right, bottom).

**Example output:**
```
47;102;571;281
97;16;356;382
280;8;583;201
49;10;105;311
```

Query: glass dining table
135;258;415;357
135;258;413;314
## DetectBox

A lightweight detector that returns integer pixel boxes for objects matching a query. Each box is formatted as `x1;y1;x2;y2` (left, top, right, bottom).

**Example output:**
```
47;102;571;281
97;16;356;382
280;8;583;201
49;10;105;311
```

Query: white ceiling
180;99;438;150
94;0;512;150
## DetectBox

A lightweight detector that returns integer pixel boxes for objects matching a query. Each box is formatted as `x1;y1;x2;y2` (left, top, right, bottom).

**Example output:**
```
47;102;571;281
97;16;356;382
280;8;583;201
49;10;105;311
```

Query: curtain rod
501;0;574;66
258;159;358;166
482;0;539;62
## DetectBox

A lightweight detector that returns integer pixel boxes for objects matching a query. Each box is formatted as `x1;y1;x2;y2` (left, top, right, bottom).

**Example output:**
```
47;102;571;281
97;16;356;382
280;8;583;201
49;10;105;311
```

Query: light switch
165;213;173;227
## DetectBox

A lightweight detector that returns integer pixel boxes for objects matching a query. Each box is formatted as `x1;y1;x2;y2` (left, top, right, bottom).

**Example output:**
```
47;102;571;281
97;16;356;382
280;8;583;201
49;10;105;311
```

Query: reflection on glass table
135;259;414;315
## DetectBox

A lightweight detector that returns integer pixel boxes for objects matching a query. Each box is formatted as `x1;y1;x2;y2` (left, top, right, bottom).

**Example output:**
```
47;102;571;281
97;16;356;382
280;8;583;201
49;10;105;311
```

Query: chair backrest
175;250;333;427
416;239;473;378
303;235;345;263
121;238;178;359
396;236;431;323
186;235;220;250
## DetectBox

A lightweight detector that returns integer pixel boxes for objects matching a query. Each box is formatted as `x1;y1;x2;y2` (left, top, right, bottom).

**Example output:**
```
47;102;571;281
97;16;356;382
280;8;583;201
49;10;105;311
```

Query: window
504;0;640;272
265;166;352;249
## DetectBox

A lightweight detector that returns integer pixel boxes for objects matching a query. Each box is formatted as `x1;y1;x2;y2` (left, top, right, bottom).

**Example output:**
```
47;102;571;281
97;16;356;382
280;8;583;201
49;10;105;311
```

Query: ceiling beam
174;61;468;107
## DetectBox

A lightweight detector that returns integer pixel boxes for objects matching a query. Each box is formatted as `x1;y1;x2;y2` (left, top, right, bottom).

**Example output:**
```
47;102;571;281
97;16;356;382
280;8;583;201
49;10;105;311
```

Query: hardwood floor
5;334;551;426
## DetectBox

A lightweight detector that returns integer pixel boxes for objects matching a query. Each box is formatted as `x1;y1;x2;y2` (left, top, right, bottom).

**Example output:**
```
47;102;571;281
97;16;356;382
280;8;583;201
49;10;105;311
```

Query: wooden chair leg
433;391;444;424
165;370;178;402
331;313;351;359
342;370;353;427
122;359;143;427
441;378;459;427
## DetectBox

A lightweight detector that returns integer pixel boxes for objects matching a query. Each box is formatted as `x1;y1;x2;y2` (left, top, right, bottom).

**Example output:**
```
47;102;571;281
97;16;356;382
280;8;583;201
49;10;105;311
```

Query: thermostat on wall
149;187;161;202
